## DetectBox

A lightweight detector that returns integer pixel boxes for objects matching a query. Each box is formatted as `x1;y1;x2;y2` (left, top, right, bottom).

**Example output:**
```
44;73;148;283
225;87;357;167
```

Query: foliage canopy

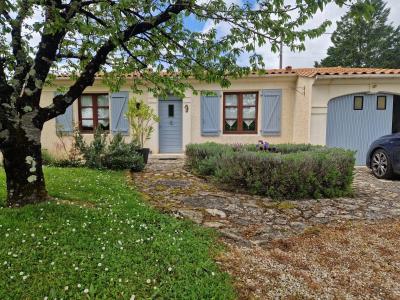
316;0;400;68
0;0;352;106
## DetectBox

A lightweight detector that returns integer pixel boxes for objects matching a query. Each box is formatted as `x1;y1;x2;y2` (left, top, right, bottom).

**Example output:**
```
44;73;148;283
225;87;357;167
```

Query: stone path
130;158;400;248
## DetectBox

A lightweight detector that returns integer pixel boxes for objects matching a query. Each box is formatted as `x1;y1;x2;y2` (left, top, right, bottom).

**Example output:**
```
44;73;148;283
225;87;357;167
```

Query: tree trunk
2;129;49;207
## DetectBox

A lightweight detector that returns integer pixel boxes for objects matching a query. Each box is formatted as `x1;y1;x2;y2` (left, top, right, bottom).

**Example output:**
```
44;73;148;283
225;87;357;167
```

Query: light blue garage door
326;93;393;165
159;99;183;153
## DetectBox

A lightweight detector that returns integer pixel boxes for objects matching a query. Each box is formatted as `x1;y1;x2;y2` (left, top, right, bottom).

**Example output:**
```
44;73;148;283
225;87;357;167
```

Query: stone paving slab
130;158;400;247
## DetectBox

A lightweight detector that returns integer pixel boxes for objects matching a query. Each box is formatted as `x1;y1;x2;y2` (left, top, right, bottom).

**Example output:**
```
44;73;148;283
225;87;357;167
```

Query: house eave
315;74;400;80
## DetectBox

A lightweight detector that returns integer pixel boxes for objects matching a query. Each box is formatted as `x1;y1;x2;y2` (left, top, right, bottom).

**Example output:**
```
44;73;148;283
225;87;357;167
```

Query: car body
366;133;400;179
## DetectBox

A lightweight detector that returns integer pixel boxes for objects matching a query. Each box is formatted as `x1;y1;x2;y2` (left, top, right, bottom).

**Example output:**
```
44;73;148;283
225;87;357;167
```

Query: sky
18;0;400;70
190;0;400;69
276;0;400;68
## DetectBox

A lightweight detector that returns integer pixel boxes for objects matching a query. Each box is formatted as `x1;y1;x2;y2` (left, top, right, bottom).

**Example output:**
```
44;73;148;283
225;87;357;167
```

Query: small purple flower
256;140;270;151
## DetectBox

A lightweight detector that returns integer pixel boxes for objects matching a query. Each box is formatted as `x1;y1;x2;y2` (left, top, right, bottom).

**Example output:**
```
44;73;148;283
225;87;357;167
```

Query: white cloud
275;0;400;68
202;0;400;68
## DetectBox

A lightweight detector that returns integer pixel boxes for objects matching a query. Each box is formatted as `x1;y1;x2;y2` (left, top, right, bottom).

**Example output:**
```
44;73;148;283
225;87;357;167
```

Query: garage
326;93;400;165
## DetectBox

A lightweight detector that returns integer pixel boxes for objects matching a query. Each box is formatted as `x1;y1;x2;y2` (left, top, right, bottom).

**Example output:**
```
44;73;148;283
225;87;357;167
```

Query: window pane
168;104;174;117
225;107;237;119
98;108;109;119
377;96;386;110
97;95;109;106
225;120;237;131
225;95;238;106
243;120;256;131
81;108;93;118
81;95;92;106
82;119;93;130
243;107;256;119
243;94;256;106
98;119;110;130
354;96;363;110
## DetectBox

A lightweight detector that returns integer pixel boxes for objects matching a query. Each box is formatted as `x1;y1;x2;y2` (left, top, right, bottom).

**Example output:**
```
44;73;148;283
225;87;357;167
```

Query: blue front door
159;100;183;153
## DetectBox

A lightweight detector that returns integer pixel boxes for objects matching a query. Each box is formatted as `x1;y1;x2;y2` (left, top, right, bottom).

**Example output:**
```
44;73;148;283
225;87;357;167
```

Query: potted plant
125;98;159;164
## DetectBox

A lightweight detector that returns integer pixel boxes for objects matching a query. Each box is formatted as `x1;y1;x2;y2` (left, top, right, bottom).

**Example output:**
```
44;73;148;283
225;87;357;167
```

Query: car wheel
371;149;394;179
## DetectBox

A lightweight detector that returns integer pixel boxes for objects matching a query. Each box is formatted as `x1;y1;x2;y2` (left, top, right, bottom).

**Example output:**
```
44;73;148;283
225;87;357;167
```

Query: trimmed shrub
232;143;324;154
185;142;233;175
185;142;355;199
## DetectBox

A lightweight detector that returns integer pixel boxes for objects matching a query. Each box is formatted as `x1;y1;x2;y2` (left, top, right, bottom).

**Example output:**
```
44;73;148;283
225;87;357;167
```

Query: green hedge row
185;143;355;199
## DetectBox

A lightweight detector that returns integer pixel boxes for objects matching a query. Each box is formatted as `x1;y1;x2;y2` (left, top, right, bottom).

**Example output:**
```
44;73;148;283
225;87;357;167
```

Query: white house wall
40;74;400;157
189;76;298;146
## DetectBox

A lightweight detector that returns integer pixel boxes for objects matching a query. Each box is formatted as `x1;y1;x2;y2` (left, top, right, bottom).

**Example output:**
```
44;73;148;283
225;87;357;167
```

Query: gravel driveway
130;158;400;299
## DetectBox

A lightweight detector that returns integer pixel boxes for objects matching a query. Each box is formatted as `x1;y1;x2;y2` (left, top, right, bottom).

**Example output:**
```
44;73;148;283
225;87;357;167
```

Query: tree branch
56;52;88;60
18;0;81;109
119;41;148;68
39;0;192;122
152;27;214;73
8;0;32;101
0;58;13;103
0;6;12;24
79;8;108;27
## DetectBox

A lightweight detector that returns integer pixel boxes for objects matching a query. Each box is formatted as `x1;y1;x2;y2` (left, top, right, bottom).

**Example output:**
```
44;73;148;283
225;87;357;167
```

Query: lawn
0;167;235;299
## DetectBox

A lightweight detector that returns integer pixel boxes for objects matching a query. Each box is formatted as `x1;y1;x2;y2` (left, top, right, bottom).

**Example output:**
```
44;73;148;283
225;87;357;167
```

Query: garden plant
186;142;355;199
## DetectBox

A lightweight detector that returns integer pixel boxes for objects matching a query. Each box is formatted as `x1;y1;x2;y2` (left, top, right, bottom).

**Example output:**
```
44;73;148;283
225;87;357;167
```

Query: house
41;67;400;165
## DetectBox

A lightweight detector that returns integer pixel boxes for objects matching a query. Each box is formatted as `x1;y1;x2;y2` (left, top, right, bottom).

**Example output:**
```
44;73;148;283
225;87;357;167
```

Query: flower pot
130;165;143;173
137;148;150;164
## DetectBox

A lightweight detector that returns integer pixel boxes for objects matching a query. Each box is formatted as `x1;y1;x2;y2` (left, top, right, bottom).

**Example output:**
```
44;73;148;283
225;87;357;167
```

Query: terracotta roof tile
55;67;400;79
266;67;400;77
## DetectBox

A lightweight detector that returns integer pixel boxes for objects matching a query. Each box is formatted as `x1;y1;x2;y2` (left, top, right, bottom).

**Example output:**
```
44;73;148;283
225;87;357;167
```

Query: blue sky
184;0;400;69
24;0;400;70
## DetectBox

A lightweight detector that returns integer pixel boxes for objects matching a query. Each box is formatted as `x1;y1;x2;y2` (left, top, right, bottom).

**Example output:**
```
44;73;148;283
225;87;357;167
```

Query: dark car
366;133;400;179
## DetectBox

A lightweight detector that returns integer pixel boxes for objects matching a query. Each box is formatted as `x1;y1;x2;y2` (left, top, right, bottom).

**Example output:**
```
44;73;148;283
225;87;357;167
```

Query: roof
55;67;400;80
263;67;400;77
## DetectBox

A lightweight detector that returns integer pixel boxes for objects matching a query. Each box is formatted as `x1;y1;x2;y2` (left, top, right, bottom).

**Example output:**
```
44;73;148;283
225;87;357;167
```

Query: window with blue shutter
78;94;110;132
55;92;74;135
223;92;258;133
110;91;129;135
261;89;282;136
201;91;221;136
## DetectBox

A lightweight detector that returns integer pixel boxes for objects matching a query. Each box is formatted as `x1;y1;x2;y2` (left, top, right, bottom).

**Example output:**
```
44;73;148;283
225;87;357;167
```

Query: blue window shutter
110;91;129;135
201;91;221;136
55;92;74;135
261;89;282;136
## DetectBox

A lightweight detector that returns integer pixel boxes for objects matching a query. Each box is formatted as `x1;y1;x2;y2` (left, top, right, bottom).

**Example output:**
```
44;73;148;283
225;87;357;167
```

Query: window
224;92;258;133
354;96;364;110
78;94;110;132
168;104;174;117
377;96;387;110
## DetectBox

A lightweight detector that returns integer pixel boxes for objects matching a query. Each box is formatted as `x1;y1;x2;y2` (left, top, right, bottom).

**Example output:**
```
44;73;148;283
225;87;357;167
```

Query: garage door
326;93;393;165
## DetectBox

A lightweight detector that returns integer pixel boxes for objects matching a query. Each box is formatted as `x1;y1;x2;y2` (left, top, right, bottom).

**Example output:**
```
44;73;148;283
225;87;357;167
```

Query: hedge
185;143;355;199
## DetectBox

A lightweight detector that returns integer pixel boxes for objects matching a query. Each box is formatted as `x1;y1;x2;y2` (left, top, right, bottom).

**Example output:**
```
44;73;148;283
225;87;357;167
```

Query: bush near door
43;128;145;171
186;143;355;199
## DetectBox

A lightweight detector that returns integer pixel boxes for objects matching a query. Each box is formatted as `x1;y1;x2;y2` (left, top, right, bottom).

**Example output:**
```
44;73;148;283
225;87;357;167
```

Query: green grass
0;167;235;299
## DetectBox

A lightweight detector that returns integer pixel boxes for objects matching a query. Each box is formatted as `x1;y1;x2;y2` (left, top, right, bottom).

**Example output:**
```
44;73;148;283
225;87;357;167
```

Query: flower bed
185;143;355;199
